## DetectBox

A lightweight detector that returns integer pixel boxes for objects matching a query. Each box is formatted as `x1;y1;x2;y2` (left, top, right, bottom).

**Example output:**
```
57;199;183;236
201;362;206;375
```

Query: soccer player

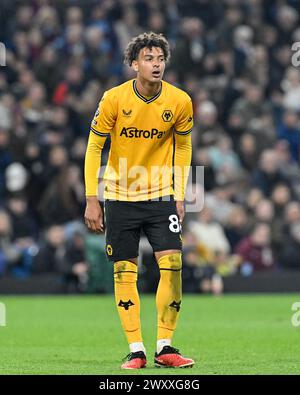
84;32;194;369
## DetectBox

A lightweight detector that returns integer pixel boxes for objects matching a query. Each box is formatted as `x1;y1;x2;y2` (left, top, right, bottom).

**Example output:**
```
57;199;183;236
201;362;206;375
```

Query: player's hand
176;200;185;224
84;197;104;233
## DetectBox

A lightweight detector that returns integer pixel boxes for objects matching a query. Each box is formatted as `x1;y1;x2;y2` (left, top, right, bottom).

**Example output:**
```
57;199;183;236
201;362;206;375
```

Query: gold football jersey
88;79;193;201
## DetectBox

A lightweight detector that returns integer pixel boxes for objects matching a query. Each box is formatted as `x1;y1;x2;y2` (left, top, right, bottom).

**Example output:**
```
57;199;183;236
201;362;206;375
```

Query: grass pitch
0;294;300;375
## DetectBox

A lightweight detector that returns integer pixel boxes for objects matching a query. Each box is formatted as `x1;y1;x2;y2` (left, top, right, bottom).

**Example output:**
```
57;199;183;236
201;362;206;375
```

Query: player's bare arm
84;196;104;233
176;200;185;223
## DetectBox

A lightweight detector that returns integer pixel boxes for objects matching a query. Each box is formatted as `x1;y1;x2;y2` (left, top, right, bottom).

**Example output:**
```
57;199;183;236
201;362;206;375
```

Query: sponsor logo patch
120;127;166;139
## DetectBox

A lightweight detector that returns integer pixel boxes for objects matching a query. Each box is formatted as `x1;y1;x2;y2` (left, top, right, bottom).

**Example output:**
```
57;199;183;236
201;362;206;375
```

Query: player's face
132;47;166;82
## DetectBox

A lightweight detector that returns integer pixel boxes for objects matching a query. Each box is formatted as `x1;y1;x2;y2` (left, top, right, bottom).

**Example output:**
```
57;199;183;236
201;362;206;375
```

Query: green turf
0;294;300;375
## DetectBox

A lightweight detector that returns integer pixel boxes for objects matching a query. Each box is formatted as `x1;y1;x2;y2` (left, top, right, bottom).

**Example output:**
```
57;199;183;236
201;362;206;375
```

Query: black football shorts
104;196;182;261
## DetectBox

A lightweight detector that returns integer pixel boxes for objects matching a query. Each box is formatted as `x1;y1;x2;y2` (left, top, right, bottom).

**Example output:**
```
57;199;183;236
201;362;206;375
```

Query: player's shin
156;253;182;349
114;260;144;349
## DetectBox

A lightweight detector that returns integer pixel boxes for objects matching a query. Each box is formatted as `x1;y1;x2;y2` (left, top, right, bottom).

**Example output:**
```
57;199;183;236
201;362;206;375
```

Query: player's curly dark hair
124;32;170;66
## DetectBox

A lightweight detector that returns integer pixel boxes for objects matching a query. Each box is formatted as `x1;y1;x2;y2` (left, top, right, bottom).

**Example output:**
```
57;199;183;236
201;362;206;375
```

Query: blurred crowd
1;0;300;293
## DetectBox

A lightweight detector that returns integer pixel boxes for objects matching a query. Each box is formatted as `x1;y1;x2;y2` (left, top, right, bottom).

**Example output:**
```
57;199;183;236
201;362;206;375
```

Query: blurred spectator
279;223;300;270
34;46;61;99
60;231;88;292
237;132;260;172
114;8;142;53
5;162;28;195
207;134;242;184
0;94;14;130
195;100;225;148
38;163;84;226
283;201;300;229
0;210;19;276
276;109;300;162
182;245;203;294
171;17;205;81
224;205;249;251
235;223;275;273
254;199;274;224
182;230;224;295
33;225;65;273
282;67;300;111
205;182;236;225
7;195;38;277
52;64;84;106
21;81;47;127
231;82;272;128
274;140;300;192
0;129;12;198
252;196;283;251
270;183;292;218
273;200;300;252
195;149;216;191
252;149;290;196
37;106;73;147
7;195;37;240
189;207;230;255
244;187;264;214
276;5;299;44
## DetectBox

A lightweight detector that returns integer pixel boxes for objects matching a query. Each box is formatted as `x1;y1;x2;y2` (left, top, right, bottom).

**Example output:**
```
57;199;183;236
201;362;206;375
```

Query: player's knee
157;252;182;271
114;260;138;283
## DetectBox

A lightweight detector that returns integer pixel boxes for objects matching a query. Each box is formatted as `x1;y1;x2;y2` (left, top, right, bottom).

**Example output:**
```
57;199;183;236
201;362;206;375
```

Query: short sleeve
174;96;193;135
90;91;117;137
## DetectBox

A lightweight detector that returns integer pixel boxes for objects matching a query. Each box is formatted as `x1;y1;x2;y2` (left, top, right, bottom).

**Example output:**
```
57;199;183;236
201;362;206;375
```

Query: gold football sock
114;260;142;344
156;253;182;341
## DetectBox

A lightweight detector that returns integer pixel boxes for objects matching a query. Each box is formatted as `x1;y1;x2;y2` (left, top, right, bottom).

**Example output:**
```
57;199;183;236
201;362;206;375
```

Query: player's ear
132;60;138;72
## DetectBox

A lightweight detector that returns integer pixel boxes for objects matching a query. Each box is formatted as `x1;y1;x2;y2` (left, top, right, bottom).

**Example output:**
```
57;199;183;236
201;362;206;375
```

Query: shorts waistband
105;195;174;202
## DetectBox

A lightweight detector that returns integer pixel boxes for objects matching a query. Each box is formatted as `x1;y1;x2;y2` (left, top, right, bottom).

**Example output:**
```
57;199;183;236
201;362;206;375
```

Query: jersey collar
133;79;162;104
